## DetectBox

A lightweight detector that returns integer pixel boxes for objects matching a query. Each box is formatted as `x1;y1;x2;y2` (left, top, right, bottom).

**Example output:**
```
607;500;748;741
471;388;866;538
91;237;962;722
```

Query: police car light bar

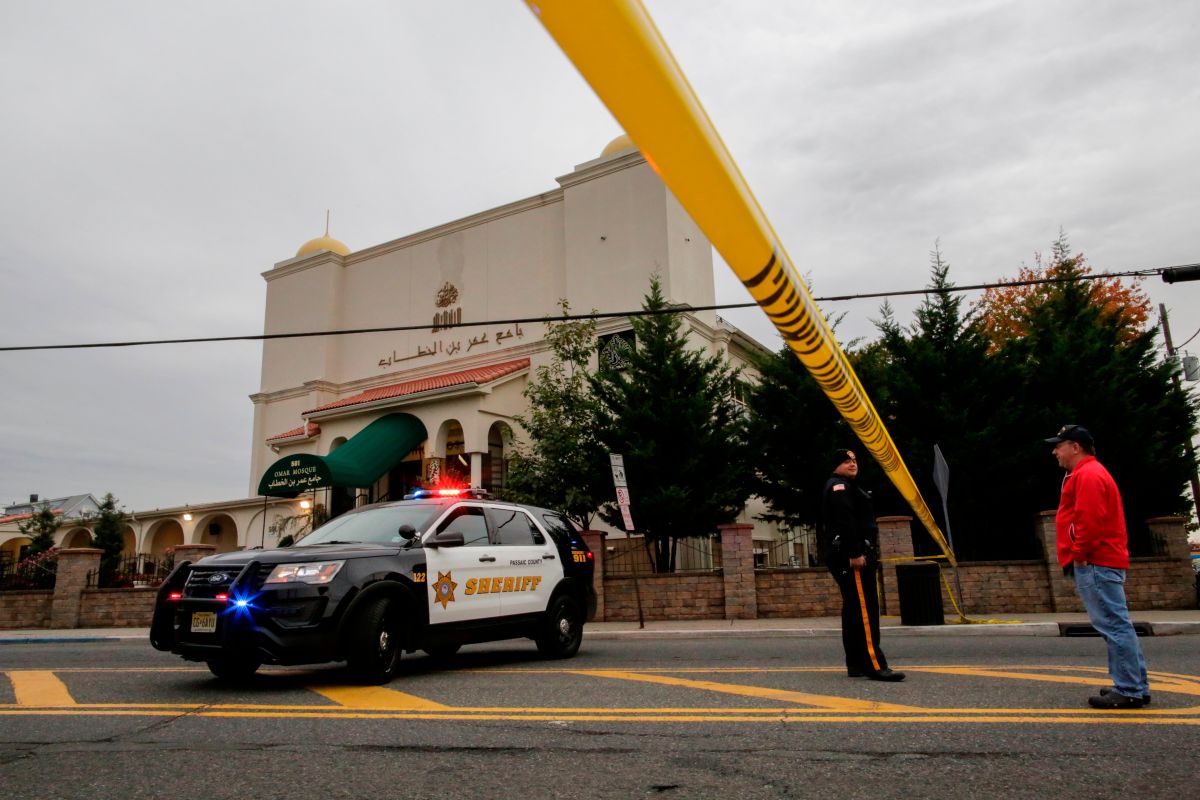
404;488;493;500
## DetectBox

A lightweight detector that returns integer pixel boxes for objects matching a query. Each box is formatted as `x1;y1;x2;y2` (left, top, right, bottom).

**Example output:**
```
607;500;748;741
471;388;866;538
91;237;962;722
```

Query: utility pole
1159;303;1200;515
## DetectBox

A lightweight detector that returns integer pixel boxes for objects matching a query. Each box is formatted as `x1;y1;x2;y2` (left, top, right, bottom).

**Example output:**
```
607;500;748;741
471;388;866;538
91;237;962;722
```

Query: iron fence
86;552;174;589
0;550;58;590
602;534;722;577
753;526;820;570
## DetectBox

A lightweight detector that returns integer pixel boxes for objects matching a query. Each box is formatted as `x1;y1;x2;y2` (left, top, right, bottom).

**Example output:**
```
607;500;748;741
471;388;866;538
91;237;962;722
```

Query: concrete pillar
1037;510;1083;612
582;530;606;621
50;547;101;629
470;452;484;488
876;516;913;616
718;523;757;620
173;544;217;567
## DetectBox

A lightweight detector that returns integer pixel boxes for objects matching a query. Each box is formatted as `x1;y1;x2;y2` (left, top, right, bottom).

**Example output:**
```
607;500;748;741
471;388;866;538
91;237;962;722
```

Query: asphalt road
2;634;1198;799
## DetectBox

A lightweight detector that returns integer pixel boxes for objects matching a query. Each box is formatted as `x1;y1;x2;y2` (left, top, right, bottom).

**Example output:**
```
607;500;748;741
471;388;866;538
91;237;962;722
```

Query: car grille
184;564;271;598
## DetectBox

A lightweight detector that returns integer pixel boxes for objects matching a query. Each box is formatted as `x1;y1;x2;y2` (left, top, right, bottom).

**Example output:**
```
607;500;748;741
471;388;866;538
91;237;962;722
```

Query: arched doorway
64;528;93;548
121;526;136;556
147;520;184;558
195;513;239;553
485;421;514;493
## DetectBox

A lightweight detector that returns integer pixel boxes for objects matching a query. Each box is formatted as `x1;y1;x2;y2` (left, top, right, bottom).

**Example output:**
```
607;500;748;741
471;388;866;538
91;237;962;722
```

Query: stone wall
0;590;53;629
1126;557;1196;610
754;569;840;618
77;588;157;628
603;573;725;621
938;561;1054;615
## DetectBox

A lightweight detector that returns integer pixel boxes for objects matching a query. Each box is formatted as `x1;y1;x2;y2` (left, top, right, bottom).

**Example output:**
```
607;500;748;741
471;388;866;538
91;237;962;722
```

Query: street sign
620;504;635;531
610;453;627;487
611;453;633;530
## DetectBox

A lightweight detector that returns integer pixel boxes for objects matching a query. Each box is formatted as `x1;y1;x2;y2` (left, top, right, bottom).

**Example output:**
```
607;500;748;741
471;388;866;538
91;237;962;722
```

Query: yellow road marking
4;665;1200;725
572;669;921;712
308;685;451;710
7;671;76;707
906;666;1200;696
1;708;1197;725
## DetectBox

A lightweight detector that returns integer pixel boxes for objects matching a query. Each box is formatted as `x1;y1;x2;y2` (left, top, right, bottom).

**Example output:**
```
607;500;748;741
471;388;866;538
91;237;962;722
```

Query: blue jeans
1073;564;1149;697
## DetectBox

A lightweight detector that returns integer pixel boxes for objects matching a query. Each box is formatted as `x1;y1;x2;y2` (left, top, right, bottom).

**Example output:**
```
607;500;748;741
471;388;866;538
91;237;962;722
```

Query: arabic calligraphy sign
377;323;527;370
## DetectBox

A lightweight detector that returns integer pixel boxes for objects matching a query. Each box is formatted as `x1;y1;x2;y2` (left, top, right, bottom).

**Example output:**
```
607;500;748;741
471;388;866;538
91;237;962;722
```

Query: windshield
301;503;441;546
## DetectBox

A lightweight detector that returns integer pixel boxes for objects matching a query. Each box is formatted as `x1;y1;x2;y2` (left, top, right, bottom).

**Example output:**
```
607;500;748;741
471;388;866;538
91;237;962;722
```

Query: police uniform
821;451;903;681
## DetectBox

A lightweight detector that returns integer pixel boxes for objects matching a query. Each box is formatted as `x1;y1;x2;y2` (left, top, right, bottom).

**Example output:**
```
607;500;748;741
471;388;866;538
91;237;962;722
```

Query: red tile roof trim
304;358;530;415
0;508;65;525
266;422;321;443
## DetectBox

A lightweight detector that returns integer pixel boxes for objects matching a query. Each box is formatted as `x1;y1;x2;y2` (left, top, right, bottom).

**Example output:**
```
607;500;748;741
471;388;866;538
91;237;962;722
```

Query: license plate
190;611;217;633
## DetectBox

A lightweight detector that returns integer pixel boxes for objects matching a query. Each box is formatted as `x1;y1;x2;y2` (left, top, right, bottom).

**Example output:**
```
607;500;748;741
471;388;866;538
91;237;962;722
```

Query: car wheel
346;595;403;684
535;595;583;659
422;644;461;660
206;655;260;681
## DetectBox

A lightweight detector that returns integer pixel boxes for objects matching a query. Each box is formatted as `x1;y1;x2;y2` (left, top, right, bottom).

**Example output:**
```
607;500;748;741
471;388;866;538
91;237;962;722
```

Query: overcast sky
2;0;1197;512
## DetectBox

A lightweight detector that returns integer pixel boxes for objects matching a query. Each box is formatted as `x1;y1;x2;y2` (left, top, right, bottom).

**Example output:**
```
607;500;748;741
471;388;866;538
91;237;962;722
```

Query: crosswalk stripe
7;671;76;707
308;684;451;710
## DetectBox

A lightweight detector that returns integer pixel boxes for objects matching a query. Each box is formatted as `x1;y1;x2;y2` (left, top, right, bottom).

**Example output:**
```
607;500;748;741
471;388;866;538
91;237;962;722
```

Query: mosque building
251;135;769;518
0;137;785;566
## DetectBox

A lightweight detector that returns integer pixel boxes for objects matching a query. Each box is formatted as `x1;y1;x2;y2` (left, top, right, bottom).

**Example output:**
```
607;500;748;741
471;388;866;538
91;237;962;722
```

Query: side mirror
397;525;417;541
426;530;465;549
532;532;545;545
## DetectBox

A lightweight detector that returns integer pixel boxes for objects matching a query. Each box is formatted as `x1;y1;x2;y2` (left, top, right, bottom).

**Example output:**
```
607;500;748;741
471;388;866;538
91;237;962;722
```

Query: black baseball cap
1044;424;1094;447
832;448;855;469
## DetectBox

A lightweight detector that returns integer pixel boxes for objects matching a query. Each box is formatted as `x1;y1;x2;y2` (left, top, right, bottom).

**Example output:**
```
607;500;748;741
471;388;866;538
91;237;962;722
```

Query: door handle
478;555;496;563
542;553;556;560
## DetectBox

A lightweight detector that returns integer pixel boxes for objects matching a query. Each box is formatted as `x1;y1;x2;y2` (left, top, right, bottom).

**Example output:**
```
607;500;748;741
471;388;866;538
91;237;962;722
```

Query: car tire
346;595;404;684
422;644;461;660
535;595;583;659
206;655;260;681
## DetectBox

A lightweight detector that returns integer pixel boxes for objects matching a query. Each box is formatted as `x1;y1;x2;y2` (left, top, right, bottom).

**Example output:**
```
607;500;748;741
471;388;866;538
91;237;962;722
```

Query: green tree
17;504;59;557
988;234;1196;551
504;301;611;529
90;493;128;587
588;277;751;572
870;244;1032;558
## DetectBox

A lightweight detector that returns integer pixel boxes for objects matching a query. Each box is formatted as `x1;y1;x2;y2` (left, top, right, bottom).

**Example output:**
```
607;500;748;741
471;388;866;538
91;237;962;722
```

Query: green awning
257;413;427;497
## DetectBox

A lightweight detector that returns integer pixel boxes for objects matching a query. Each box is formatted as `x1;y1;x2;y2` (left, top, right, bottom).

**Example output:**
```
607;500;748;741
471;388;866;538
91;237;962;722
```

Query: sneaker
1100;686;1151;705
1088;692;1146;709
866;668;905;682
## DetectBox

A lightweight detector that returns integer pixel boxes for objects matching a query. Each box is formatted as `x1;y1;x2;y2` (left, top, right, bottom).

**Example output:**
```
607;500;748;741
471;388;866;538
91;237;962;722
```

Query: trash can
895;562;944;625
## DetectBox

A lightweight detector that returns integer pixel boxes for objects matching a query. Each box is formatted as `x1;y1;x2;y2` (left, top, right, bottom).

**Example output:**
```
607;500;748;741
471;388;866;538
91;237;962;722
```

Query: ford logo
207;572;231;584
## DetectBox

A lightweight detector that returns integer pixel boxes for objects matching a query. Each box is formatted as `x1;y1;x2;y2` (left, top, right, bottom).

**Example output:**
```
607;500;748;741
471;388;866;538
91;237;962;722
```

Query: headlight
265;561;345;585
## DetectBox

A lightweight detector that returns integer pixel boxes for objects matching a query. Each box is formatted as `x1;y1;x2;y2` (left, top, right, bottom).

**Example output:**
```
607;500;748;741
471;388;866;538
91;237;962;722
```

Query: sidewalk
3;609;1199;644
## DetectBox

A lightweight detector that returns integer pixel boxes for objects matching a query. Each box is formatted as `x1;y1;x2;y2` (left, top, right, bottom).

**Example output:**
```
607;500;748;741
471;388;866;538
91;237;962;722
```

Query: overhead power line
2;263;1196;354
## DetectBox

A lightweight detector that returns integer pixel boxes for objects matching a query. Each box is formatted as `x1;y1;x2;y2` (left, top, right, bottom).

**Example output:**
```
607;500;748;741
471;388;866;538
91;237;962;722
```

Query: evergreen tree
90;493;128;587
588;277;751;572
17;504;59;557
991;235;1197;551
505;301;611;529
871;244;1032;558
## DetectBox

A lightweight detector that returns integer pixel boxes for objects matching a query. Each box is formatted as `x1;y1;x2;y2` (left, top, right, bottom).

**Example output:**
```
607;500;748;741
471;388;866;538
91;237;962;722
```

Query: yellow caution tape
524;1;956;564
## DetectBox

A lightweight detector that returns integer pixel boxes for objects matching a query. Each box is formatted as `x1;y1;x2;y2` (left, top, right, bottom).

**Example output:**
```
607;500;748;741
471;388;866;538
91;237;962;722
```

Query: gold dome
296;234;350;258
601;133;636;157
296;212;350;258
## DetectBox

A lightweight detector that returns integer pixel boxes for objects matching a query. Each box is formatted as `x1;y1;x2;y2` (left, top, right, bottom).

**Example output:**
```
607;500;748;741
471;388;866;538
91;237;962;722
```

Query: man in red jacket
1046;424;1149;709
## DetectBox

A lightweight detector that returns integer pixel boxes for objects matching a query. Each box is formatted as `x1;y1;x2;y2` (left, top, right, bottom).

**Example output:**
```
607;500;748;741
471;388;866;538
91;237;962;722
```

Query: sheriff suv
150;489;596;683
